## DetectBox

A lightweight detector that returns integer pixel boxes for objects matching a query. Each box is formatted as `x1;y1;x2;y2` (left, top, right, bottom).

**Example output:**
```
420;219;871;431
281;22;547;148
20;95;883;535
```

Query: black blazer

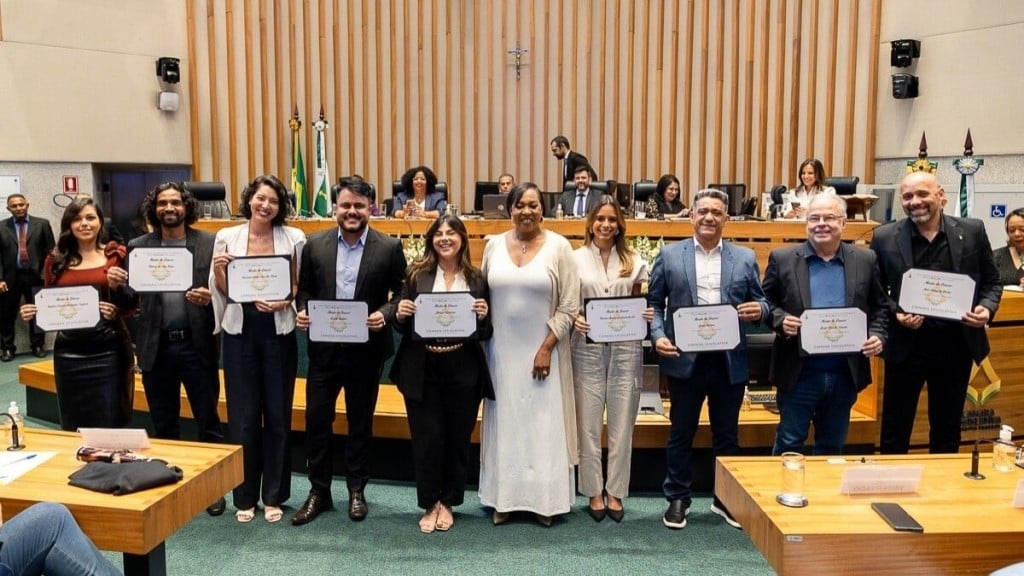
562;150;595;183
297;227;406;364
869;215;1002;364
0;215;55;282
761;242;889;393
389;270;495;402
127;228;218;372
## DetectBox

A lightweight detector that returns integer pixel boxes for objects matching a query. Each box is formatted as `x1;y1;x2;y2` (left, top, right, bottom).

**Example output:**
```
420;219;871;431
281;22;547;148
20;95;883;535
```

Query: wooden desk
0;429;242;576
716;453;1024;575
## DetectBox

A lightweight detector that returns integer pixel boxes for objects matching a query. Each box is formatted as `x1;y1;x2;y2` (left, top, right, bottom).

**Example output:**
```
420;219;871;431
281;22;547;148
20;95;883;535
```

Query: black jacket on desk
389;270;495;402
761;242;889;393
127;228;218;372
869;214;1002;364
0;215;54;281
296;227;406;360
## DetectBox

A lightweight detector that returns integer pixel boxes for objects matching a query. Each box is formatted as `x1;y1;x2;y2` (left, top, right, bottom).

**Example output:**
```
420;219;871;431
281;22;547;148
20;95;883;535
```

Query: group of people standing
10;164;1004;536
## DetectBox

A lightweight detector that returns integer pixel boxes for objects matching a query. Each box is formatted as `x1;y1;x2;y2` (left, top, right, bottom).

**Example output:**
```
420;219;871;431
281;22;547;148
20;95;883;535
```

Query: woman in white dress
783;158;835;219
479;182;579;527
571;196;652;523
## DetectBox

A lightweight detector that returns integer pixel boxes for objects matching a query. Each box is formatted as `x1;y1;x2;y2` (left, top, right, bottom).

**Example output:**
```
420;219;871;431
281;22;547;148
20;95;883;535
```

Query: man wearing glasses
761;194;888;455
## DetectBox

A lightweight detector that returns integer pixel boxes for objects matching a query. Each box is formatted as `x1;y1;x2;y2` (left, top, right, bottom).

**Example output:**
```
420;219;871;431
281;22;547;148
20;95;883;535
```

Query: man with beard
107;182;225;515
550;135;595;185
291;176;406;526
869;170;1001;454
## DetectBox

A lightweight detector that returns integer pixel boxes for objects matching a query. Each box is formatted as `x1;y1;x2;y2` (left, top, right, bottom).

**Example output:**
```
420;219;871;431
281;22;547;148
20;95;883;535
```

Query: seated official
992;207;1024;287
393;165;447;219
782;158;835;219
653;174;688;217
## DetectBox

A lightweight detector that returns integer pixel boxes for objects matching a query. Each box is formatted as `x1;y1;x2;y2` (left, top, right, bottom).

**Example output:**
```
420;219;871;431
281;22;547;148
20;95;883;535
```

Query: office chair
824;176;860;196
632;180;657;204
769;185;787;219
185;181;231;218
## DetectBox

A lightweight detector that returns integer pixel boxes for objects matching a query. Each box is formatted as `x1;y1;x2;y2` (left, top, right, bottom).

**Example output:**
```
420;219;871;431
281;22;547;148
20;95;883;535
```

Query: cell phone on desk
871;502;923;533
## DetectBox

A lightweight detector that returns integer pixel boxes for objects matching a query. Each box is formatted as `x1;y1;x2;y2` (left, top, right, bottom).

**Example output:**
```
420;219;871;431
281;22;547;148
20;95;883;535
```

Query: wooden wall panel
187;0;879;211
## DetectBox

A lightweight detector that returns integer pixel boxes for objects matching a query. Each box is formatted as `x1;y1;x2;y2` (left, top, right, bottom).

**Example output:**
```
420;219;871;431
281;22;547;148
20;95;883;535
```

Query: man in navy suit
554;165;602;218
0;193;54;361
291;176;406;526
762;194;888;456
647;188;769;530
869;171;1001;454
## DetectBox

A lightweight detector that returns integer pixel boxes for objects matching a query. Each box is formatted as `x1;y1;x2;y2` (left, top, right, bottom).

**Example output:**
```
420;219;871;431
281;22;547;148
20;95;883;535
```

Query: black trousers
222;306;297;509
403;346;482;510
880;327;973;454
305;344;384;496
0;269;44;351
141;337;224;443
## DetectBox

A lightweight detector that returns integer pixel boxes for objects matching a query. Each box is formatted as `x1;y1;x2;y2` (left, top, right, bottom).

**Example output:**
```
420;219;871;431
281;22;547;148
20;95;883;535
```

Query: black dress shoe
1;350;13;362
31;346;46;358
291;492;334;526
587;506;606;522
348;490;368;521
606;508;624;523
206;496;226;516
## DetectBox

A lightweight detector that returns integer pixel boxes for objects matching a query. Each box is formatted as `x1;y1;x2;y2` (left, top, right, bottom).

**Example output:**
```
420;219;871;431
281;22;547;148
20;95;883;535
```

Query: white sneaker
710;499;741;529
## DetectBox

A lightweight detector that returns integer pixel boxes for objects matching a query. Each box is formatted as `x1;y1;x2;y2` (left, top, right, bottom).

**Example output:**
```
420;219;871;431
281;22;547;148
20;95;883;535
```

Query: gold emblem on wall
966;356;1001;406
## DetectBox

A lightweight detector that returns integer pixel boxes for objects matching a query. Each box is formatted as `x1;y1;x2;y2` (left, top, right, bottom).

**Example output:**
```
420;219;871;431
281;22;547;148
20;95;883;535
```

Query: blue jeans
0;502;121;576
773;367;857;455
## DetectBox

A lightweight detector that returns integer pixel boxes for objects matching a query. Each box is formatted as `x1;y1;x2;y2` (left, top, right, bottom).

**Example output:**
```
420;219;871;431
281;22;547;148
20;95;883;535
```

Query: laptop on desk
482;194;509;219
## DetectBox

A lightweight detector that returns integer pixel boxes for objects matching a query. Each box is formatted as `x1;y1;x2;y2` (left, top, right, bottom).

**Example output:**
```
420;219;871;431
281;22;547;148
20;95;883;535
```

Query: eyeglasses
806;214;842;224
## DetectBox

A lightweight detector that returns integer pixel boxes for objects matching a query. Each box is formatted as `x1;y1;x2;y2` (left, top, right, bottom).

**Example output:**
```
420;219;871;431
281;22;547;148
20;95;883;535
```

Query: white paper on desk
839;465;923;495
226;255;292;303
899;269;975;321
585;297;647;343
414;292;476;339
127;246;193;292
800;307;866;355
673;304;740;352
1013;479;1024;508
78;428;151;450
307;300;369;343
34;286;101;331
0;451;57;485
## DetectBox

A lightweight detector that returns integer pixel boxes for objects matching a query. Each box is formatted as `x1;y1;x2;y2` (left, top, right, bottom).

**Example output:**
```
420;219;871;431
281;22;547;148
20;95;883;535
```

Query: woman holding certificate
210;174;306;524
571;196;651;523
20;197;136;431
390;214;493;533
478;182;579;527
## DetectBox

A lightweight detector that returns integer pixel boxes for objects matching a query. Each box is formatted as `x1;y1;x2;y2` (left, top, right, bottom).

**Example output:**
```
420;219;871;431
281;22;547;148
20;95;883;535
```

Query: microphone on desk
965;438;994;481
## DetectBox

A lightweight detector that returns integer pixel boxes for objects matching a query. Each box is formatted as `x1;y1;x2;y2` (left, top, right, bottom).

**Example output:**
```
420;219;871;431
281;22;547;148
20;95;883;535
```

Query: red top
43;243;130;314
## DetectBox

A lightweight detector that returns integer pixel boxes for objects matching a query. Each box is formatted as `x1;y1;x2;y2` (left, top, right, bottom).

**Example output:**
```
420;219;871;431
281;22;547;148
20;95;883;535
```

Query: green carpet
0;355;776;576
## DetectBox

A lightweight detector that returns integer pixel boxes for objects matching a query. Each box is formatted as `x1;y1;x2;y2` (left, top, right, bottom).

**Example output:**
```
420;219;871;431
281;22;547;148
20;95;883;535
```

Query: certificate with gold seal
226;255;292;303
307;300;369;343
898;268;975;321
584;297;647;343
672;304;740;352
413;292;476;340
127;247;193;292
33;286;101;331
799;307;866;355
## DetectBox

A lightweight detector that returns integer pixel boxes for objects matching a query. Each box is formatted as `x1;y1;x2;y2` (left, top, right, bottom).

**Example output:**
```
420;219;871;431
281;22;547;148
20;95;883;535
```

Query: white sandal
235;507;255;523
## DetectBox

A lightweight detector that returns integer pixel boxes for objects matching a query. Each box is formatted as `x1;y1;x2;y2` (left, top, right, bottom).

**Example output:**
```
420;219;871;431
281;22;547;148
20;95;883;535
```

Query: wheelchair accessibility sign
991;204;1006;218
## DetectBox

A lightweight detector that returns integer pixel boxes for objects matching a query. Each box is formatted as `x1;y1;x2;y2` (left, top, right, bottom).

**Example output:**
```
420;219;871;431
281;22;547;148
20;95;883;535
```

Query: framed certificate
413;292;476;340
584;296;647;343
33;286;101;331
226;255;292;303
672;304;740;352
799;307;866;355
898;268;976;321
307;300;369;343
127;246;193;292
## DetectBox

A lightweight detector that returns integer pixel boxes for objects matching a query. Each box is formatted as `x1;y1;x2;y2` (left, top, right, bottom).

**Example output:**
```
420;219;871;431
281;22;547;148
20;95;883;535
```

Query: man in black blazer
554;164;602;218
0;193;54;361
108;182;226;515
291;177;406;526
550;135;596;185
762;194;888;455
869;171;1002;454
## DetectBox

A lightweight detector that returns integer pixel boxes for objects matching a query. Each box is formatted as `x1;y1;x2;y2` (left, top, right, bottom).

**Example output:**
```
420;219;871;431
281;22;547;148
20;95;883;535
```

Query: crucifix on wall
508;41;528;81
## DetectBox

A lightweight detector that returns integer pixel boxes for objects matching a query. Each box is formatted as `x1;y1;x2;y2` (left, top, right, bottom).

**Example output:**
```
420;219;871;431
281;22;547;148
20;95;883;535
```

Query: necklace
514;231;539;254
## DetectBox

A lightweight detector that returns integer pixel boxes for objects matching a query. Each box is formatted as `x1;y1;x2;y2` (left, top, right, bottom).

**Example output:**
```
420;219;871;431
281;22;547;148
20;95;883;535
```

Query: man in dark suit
107;182;226;516
291;176;406;526
647;188;769;531
550;135;596;185
554;164;602;218
869;171;1002;454
762;194;888;455
0;193;54;361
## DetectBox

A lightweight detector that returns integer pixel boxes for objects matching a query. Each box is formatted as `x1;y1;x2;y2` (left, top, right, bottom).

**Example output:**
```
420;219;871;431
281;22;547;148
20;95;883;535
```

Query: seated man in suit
554;165;602;218
761;194;888;455
497;173;516;194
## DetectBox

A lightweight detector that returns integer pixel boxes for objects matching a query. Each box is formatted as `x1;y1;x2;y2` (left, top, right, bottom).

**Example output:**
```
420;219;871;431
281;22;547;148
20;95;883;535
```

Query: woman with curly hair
392;165;447;219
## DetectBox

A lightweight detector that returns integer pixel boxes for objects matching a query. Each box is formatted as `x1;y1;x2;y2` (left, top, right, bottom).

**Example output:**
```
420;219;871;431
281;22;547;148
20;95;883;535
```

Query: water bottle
556;204;564;220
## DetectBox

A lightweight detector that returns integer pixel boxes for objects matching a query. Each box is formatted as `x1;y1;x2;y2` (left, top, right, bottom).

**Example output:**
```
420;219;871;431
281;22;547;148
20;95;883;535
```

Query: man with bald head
869;171;1002;454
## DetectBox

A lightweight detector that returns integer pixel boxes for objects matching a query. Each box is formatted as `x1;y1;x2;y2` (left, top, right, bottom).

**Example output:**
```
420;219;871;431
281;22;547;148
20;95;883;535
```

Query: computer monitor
473;181;500;211
708;183;747;216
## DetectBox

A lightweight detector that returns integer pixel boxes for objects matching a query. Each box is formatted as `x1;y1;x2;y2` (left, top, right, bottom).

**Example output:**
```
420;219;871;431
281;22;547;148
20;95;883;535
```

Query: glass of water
634;200;646;220
202;203;213;219
776;452;808;507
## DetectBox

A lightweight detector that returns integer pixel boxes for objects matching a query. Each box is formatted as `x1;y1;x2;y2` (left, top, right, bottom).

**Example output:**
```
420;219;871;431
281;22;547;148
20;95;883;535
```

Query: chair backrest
707;183;746;216
824;176;860;196
393;180;448;202
768;184;787;218
474;181;499;211
633;180;657;204
331;182;378;205
184;181;232;218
